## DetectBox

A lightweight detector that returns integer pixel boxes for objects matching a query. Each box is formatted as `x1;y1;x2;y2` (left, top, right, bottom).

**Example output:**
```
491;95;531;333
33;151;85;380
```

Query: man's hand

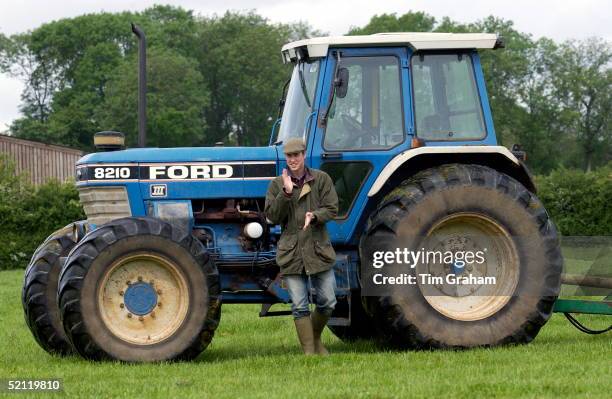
303;211;314;230
282;168;293;194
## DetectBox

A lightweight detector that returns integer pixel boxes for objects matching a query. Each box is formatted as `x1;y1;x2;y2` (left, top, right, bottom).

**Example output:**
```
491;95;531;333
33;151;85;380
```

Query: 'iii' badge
150;184;167;197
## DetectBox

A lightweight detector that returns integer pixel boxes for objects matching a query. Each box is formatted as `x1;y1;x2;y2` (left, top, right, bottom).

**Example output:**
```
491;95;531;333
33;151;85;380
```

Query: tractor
23;27;588;362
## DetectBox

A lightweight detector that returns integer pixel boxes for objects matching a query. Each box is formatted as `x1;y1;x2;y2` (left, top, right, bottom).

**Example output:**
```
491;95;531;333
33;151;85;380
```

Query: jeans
284;268;337;319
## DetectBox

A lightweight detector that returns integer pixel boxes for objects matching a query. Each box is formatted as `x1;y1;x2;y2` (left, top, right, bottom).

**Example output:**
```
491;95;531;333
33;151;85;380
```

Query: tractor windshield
276;60;320;143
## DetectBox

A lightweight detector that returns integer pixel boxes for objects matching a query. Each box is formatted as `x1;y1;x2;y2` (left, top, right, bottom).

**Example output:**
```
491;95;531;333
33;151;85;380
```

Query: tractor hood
75;146;279;186
78;146;278;164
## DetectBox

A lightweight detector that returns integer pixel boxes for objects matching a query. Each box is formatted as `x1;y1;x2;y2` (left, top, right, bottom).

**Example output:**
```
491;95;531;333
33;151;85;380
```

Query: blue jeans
284;268;337;319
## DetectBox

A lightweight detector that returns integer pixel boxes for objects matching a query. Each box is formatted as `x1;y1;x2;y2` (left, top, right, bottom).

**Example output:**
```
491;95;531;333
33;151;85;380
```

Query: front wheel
58;217;221;362
360;164;563;349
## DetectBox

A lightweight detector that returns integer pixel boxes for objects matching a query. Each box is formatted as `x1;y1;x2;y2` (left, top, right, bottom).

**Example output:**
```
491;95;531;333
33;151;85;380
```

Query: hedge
0;155;84;270
536;164;612;236
0;155;609;269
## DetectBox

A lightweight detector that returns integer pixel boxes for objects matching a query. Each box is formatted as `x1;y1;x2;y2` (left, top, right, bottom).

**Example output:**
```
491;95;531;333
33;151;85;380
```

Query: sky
0;0;610;132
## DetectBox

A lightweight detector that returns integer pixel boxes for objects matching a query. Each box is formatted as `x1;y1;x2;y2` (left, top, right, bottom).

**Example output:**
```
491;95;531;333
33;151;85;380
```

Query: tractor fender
367;145;536;197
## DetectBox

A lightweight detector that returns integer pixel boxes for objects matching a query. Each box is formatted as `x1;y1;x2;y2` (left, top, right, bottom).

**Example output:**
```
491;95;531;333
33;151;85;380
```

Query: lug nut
119;303;124;309
158;303;162;308
157;289;162;295
150;311;156;318
139;316;144;321
127;313;133;318
138;276;143;282
119;290;124;296
126;280;131;286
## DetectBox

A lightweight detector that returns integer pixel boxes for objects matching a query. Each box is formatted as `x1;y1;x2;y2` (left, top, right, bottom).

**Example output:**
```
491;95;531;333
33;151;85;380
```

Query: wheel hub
123;282;158;316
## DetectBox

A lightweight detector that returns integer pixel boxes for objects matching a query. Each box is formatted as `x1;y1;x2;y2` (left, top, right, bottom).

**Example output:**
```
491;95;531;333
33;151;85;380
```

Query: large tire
360;164;563;349
328;290;379;341
58;217;221;362
22;222;84;355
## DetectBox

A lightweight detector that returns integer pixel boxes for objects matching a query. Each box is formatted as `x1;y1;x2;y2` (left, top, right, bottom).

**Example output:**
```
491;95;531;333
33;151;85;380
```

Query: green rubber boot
311;309;330;356
294;316;315;355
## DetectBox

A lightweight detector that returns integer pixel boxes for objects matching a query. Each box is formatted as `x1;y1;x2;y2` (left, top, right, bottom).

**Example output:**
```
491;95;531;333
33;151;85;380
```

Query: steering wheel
337;114;378;148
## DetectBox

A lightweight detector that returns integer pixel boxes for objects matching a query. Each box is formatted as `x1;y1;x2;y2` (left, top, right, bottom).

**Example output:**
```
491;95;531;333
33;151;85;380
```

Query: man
265;137;339;356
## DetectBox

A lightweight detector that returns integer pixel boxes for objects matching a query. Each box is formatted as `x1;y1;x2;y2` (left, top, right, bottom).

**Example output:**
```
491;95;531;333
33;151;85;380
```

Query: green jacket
265;168;339;275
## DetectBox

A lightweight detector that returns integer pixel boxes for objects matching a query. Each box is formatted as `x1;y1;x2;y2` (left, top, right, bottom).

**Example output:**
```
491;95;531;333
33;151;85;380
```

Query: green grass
1;269;610;399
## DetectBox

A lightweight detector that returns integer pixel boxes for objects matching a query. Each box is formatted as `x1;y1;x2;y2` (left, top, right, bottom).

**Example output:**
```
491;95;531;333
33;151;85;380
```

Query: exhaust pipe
131;23;147;148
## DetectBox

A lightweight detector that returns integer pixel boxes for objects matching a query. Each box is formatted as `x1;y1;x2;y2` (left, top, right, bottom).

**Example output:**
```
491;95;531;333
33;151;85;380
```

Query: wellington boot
311;310;330;356
294;316;315;355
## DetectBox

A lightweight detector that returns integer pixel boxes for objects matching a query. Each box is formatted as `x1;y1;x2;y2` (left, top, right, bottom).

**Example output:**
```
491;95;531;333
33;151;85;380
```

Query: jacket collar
289;166;315;185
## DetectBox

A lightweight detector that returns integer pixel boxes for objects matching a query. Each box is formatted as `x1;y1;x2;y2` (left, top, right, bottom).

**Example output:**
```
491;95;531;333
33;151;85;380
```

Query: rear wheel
58;217;221;362
22;222;85;355
360;164;563;348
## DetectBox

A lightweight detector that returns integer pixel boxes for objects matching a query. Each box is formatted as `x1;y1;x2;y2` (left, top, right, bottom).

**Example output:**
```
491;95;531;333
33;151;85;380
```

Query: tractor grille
78;186;131;226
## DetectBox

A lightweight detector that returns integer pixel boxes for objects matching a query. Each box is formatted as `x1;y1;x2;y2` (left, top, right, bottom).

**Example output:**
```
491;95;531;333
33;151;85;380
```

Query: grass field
1;269;610;398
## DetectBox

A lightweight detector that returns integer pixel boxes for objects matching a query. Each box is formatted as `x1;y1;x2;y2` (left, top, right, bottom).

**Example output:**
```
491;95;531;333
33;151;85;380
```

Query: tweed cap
283;137;306;154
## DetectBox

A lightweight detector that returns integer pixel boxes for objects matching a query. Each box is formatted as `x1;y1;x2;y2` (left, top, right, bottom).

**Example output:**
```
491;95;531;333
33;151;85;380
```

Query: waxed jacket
265;168;338;275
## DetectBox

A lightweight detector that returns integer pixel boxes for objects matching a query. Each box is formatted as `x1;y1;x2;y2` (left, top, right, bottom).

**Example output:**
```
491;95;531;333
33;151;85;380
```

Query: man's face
285;151;305;174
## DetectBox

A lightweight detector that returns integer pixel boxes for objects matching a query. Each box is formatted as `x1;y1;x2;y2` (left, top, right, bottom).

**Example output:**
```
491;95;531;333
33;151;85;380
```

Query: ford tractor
22;27;567;362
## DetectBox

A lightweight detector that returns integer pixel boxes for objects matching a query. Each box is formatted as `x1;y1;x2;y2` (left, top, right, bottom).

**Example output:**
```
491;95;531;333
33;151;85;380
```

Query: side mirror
335;67;349;99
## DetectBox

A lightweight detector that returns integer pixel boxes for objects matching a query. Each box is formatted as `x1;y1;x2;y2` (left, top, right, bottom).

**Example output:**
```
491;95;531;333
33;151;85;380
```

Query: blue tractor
22;28;563;361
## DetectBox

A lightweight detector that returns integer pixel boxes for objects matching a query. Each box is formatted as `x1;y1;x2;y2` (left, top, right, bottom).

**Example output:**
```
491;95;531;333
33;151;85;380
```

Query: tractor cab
276;33;509;243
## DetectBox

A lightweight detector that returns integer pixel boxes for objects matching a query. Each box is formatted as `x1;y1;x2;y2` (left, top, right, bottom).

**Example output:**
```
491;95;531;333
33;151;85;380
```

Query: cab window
412;53;486;140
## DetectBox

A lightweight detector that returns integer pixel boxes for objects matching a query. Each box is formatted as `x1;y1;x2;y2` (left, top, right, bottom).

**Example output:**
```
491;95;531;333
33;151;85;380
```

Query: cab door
308;47;413;244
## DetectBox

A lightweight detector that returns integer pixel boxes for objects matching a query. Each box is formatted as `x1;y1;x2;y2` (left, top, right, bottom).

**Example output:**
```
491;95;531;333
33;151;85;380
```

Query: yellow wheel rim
417;212;520;321
97;253;189;345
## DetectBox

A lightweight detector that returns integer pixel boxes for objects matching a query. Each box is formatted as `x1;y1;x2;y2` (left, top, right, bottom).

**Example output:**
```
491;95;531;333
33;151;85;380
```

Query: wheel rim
417;212;519;321
97;253;189;345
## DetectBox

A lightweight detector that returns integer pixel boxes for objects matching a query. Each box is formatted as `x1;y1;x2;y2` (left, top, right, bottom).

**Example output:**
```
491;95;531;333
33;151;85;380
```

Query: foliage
193;11;320;146
97;47;208;147
0;155;84;270
545;38;611;171
0;7;317;149
536;164;612;236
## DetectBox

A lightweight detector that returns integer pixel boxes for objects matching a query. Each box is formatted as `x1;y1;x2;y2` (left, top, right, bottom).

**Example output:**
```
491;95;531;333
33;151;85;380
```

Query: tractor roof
281;32;502;63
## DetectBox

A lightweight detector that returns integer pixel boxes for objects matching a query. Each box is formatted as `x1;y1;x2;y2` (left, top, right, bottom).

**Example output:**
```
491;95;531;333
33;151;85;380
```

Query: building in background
0;135;83;185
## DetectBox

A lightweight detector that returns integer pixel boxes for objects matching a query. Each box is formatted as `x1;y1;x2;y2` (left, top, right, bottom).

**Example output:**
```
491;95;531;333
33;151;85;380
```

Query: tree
548;38;611;171
97;47;209;148
2;8;314;149
195;12;314;146
348;11;436;34
0;6;200;149
0;33;58;131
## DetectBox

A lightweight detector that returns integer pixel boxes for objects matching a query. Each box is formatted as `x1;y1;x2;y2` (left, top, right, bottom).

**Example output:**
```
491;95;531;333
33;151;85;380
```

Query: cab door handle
322;152;343;159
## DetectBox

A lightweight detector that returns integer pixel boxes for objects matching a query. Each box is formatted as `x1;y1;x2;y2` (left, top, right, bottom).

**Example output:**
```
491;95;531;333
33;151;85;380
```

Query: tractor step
258;303;292;317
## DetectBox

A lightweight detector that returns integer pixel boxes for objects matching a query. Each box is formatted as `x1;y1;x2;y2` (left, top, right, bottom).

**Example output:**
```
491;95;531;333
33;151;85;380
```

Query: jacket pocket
276;234;298;267
314;240;335;264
